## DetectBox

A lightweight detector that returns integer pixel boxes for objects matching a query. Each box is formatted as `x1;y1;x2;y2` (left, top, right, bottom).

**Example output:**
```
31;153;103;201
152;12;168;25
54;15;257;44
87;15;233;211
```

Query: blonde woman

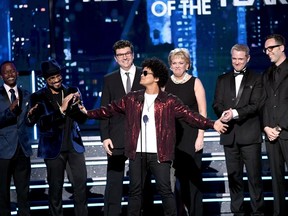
165;48;206;216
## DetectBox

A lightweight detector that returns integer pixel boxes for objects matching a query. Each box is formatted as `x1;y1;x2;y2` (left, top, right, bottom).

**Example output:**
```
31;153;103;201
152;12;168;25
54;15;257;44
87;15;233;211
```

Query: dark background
2;0;288;129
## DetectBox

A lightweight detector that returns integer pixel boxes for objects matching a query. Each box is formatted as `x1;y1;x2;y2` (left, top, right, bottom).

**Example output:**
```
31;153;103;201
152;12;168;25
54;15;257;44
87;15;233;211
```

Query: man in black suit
0;61;32;216
100;40;145;216
213;44;265;216
262;34;288;216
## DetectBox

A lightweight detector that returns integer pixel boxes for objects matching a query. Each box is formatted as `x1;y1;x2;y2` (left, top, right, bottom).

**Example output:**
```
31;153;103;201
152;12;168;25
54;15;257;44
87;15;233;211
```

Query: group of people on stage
0;33;287;216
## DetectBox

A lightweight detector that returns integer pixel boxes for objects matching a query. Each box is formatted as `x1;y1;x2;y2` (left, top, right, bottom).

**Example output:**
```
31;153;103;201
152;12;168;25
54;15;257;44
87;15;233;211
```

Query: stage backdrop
9;0;288;128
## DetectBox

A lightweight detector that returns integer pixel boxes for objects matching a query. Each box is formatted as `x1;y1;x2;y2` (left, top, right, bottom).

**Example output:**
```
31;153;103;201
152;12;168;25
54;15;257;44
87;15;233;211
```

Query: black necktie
9;89;16;102
273;67;280;82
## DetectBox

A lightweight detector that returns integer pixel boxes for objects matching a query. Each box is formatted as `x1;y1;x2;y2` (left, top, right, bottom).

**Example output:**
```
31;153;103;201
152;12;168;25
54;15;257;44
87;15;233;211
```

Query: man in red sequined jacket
81;57;227;216
88;89;216;162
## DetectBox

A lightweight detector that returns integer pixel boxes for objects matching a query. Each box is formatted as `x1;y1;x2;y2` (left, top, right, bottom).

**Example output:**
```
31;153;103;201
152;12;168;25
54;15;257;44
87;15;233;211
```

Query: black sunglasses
141;70;154;76
263;44;282;53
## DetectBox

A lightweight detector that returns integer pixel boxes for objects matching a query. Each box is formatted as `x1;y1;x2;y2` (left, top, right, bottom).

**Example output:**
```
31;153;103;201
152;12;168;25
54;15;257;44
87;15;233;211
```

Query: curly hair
112;40;134;55
141;57;169;88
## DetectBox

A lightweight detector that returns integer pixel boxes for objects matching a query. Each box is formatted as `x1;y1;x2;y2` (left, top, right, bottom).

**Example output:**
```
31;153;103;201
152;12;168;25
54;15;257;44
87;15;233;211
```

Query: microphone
143;115;149;124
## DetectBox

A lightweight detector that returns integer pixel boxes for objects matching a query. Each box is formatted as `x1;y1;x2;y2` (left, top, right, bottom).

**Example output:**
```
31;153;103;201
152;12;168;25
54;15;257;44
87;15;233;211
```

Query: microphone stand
140;114;149;216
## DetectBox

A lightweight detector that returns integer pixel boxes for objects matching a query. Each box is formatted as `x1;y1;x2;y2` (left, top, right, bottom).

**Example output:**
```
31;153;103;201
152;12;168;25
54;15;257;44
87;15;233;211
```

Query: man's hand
61;93;75;113
214;118;228;134
78;104;88;115
103;139;114;156
221;108;233;122
264;126;280;141
9;99;19;112
71;92;81;106
28;103;39;116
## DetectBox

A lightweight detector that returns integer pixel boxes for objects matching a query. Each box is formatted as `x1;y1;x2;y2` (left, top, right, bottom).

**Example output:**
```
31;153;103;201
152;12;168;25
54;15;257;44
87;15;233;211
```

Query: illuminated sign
151;0;288;16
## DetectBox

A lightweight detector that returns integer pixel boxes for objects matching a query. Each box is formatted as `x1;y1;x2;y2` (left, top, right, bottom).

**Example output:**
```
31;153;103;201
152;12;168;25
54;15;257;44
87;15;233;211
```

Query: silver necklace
56;90;64;109
146;99;155;112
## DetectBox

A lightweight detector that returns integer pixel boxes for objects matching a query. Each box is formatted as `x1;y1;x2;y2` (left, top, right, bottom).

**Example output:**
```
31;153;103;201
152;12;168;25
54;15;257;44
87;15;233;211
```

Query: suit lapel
132;67;142;91
18;87;23;110
235;72;248;106
274;67;288;91
0;86;10;103
229;73;236;105
114;70;126;94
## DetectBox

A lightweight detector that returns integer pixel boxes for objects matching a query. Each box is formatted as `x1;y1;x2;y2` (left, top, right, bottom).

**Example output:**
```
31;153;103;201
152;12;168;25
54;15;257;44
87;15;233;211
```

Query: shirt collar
3;83;18;94
120;64;136;75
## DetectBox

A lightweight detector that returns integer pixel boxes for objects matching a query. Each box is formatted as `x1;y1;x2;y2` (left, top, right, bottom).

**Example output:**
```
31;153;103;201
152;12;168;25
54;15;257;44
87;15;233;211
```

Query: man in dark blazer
213;44;265;216
27;59;88;216
0;61;32;216
262;34;288;216
100;40;158;216
100;40;147;216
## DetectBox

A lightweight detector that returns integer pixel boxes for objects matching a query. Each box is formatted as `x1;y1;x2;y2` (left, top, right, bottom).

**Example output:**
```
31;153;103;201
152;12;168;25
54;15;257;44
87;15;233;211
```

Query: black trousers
266;138;288;216
44;151;88;216
104;154;127;216
174;149;203;216
0;146;31;216
224;142;264;215
128;153;177;216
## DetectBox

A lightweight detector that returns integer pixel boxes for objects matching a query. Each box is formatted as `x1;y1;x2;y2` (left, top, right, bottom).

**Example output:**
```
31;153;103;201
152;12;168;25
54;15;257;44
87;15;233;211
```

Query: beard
47;80;63;92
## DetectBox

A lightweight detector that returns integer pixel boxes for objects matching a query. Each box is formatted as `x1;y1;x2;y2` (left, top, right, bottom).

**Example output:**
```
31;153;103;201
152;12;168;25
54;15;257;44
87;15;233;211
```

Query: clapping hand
78;103;88;115
27;103;39;117
9;98;19;112
71;92;81;106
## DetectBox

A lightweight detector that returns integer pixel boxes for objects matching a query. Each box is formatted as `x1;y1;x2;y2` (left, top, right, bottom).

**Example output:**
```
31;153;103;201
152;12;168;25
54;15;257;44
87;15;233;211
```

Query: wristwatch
275;125;282;132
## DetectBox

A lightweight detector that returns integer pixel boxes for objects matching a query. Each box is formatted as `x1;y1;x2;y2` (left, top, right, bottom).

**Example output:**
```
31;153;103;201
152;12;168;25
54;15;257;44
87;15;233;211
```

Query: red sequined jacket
87;89;214;162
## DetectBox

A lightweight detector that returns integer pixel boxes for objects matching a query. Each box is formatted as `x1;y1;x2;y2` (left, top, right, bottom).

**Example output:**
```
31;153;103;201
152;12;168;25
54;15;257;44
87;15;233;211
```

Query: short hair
265;34;286;46
141;57;169;88
112;40;134;55
0;61;15;73
230;44;250;57
168;48;191;69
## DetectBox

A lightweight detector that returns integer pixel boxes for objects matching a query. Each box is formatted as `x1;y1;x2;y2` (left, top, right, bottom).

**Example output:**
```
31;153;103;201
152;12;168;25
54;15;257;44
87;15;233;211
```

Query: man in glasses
100;40;152;216
79;57;228;216
27;59;88;216
262;34;288;216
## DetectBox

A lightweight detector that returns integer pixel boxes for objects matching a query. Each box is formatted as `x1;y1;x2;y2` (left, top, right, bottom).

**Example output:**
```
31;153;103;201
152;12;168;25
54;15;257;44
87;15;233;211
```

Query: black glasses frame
115;51;133;58
263;44;282;53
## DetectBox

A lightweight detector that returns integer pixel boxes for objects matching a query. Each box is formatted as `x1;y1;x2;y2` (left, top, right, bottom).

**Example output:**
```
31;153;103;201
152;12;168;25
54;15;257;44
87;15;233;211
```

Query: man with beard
27;59;88;216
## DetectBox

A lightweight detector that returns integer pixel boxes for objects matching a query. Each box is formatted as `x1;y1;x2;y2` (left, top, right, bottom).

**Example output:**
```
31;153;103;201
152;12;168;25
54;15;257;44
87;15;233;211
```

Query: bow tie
234;70;245;77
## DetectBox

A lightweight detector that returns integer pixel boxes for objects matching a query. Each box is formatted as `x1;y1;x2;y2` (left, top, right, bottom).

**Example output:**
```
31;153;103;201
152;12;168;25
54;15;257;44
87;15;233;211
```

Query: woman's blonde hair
168;48;191;70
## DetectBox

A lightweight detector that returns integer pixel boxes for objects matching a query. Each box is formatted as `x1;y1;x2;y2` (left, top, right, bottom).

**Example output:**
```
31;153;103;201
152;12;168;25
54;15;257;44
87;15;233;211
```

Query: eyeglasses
263;44;282;53
141;70;154;76
115;51;133;58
